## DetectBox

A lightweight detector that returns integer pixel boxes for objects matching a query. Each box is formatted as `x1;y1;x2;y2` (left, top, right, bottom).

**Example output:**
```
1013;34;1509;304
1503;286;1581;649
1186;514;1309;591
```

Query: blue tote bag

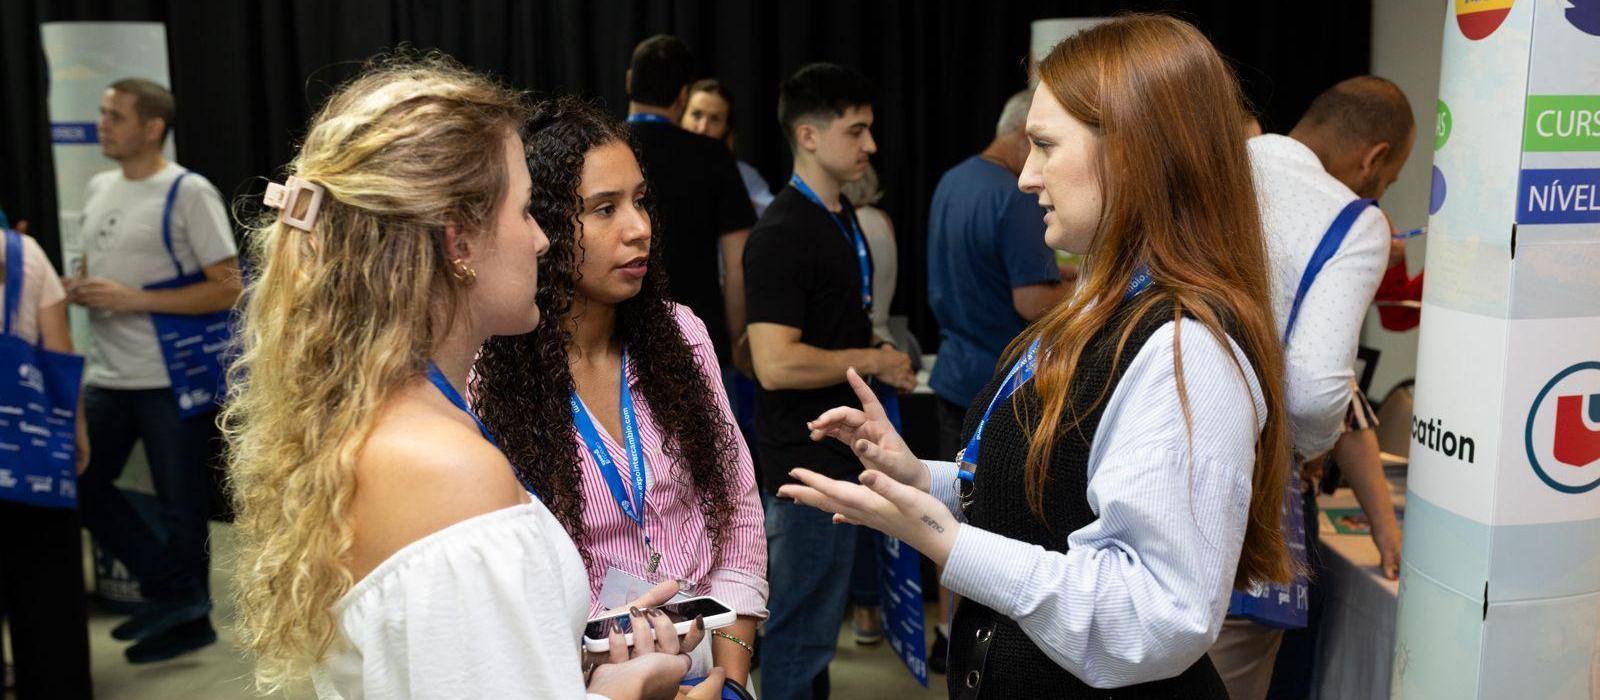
0;229;86;508
1228;197;1376;629
145;172;234;418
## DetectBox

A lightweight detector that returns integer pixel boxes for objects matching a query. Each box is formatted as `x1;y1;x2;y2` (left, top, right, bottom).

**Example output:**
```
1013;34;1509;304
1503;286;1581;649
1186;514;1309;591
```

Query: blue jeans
77;386;215;604
760;498;857;700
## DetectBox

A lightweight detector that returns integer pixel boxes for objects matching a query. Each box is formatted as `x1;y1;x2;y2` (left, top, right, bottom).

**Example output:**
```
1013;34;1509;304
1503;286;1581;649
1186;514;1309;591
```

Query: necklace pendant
646;550;661;575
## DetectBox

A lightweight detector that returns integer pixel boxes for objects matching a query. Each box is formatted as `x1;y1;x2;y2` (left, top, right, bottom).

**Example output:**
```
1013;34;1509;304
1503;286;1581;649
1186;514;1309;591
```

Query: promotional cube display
1395;1;1600;696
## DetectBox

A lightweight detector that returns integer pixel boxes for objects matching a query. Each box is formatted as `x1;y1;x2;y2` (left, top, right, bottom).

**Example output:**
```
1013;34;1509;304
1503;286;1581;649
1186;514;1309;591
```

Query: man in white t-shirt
70;78;241;664
1211;76;1414;700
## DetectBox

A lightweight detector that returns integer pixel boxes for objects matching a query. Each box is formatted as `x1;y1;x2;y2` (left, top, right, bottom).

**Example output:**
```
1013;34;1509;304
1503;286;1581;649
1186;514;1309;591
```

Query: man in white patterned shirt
1211;76;1415;700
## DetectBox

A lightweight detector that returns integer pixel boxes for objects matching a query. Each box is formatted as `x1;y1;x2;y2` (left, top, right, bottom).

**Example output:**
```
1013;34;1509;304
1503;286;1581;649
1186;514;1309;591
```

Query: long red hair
1013;14;1291;587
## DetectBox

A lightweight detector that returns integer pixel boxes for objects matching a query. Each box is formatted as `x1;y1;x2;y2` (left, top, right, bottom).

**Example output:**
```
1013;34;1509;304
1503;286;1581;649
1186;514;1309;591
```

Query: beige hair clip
263;175;326;231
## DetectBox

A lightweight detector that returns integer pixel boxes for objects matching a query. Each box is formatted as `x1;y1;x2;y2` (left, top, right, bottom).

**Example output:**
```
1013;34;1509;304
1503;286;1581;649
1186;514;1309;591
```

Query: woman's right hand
808;368;929;492
587;658;724;700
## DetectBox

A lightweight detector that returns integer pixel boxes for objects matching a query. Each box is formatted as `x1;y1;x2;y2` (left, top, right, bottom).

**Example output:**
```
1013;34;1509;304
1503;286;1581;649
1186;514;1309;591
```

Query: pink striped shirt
572;303;767;618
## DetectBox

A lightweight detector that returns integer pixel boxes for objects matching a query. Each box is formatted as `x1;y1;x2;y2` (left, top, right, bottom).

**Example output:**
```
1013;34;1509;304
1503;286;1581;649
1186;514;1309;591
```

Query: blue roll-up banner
873;386;929;686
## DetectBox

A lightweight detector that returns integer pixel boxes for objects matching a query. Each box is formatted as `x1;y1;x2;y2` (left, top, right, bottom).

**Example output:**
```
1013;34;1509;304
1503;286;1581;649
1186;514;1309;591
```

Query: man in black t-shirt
624;35;755;364
743;63;915;700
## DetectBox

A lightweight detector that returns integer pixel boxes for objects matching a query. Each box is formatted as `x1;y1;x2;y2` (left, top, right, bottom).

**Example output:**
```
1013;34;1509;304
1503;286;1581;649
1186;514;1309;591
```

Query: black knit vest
946;300;1230;699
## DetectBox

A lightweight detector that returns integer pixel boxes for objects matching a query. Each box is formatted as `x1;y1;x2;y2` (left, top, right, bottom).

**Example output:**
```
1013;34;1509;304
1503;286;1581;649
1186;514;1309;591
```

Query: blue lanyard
432;364;550;501
426;362;545;500
569;349;652;543
789;174;873;309
425;364;544;501
626;113;673;125
956;267;1153;482
426;362;497;447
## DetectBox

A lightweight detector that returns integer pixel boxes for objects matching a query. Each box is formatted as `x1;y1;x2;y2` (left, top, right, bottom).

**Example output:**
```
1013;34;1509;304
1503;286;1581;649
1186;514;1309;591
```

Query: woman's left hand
778;468;960;568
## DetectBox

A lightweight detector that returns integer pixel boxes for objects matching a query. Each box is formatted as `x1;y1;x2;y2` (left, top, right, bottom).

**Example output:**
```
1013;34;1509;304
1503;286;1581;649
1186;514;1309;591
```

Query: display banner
877;533;927;687
1396;1;1600;697
40;22;174;350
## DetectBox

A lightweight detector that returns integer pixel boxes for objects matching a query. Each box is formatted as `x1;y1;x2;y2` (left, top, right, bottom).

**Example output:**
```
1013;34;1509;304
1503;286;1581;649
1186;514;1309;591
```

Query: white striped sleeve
940;319;1265;688
926;460;967;522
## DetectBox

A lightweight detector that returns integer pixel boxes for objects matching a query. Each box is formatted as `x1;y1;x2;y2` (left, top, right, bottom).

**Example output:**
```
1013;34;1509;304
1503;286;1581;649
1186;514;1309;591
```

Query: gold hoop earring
449;257;477;284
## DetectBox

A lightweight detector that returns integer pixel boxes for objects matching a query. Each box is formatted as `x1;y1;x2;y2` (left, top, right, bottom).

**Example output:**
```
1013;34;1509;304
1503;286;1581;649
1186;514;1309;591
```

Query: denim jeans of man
78;387;215;605
761;497;858;700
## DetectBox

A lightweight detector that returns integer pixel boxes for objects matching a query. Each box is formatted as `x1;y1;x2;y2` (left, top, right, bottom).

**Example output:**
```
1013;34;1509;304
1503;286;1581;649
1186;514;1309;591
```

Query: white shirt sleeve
939;319;1266;688
927;459;966;522
1280;207;1388;458
321;505;594;699
175;174;239;269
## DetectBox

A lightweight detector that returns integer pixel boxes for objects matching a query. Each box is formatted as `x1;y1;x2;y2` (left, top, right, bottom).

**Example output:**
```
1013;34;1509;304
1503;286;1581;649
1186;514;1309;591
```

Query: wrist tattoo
921;514;945;533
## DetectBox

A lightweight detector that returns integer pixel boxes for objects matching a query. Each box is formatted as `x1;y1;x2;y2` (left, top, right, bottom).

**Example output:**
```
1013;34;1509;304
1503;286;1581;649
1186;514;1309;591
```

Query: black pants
0;501;92;698
937;398;968;463
77;386;215;603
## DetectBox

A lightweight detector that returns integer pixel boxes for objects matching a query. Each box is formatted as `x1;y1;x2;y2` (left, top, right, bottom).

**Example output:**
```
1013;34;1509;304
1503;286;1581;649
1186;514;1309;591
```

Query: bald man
1210;76;1414;700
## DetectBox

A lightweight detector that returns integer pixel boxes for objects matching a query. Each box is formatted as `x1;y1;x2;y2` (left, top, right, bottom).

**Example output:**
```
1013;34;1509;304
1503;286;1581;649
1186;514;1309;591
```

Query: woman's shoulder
1128;315;1256;379
855;204;891;227
349;381;528;579
668;302;715;348
18;234;63;287
1121;316;1267;431
361;386;521;493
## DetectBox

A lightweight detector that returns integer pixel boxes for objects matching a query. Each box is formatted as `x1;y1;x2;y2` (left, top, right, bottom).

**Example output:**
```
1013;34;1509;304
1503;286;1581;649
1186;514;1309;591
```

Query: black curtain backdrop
0;0;1370;349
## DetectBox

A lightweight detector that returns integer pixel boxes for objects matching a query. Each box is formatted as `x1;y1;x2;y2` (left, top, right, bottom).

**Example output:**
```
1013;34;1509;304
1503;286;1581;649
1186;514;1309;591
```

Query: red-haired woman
781;14;1292;698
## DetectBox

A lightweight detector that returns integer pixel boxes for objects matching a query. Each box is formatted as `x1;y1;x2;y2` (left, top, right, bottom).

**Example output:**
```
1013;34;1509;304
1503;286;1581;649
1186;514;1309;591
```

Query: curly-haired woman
475;96;767;685
225;57;719;699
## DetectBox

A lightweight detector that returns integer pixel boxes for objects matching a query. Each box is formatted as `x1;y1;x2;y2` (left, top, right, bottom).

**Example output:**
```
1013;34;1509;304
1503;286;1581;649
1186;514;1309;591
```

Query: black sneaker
125;618;217;664
928;628;949;675
112;597;212;642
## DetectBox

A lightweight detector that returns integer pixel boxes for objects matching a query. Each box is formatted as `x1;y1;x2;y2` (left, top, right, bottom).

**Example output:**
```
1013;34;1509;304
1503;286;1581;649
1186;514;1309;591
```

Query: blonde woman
225;56;720;699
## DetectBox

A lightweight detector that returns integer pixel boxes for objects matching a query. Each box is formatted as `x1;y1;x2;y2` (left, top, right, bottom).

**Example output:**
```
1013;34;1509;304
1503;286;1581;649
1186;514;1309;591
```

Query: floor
5;522;948;699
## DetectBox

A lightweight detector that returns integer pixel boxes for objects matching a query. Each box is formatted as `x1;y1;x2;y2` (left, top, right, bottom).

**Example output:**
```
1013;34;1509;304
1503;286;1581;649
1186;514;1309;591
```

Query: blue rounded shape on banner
1430;166;1447;216
1567;0;1600;36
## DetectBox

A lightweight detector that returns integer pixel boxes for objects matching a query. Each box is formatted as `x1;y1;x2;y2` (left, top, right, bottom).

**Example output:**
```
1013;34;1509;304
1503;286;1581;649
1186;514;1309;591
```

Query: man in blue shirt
928;89;1070;456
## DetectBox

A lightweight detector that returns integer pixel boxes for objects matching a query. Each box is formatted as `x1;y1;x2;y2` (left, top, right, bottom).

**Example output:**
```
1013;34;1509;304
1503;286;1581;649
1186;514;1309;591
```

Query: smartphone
581;595;737;654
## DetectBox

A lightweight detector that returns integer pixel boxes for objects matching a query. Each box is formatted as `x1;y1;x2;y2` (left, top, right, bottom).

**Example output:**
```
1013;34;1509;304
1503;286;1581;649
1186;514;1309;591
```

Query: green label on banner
1524;95;1600;152
1436;100;1452;151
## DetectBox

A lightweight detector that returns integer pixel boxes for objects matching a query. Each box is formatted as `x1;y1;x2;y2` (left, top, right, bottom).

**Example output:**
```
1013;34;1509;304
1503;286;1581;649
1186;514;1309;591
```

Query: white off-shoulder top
313;502;603;699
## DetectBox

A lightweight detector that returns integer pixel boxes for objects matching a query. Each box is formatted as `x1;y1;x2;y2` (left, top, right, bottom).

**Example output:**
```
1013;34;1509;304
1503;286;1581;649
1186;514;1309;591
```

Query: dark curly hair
472;96;741;576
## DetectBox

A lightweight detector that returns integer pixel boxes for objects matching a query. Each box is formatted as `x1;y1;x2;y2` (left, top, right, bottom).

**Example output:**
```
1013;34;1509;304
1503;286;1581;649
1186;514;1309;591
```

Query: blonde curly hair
222;54;527;693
